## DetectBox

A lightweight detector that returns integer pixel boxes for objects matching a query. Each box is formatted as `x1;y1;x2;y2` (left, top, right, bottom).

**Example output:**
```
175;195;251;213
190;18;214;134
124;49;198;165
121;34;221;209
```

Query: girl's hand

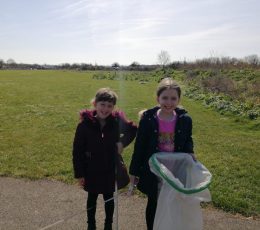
78;178;85;188
127;184;136;196
190;153;197;162
116;142;124;155
127;175;139;196
129;175;139;185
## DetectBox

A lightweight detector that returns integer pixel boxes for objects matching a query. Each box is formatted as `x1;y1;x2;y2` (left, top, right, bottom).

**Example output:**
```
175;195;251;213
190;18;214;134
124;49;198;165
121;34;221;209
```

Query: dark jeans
146;194;158;230
87;192;114;226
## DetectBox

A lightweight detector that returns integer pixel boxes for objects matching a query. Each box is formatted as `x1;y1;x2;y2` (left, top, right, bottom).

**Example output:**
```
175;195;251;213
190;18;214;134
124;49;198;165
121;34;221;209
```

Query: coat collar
143;106;188;120
79;109;125;123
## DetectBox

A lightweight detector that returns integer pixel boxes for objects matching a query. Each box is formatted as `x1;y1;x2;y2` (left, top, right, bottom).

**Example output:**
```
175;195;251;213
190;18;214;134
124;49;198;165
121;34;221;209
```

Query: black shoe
87;223;96;230
104;222;112;230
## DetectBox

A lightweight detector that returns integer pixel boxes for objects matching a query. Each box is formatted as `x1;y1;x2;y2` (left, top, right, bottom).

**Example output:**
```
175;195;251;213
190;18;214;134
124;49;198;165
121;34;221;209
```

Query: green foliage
183;69;260;119
92;71;155;82
184;87;260;119
91;69;182;83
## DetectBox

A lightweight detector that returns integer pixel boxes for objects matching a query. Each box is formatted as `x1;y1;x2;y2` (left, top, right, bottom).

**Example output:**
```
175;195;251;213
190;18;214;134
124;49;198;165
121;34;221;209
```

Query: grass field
0;70;259;216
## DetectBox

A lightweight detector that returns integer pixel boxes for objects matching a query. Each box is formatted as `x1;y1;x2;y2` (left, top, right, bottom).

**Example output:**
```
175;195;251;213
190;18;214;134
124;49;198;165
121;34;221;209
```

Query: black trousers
146;194;158;230
87;192;114;225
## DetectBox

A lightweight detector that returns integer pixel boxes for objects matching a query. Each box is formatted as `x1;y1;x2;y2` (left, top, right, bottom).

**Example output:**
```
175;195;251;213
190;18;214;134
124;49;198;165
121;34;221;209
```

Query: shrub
247;110;259;120
201;75;236;95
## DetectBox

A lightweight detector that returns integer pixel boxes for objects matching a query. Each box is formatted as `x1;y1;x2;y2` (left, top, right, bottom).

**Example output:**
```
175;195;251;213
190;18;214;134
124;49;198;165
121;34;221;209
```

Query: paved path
0;177;259;230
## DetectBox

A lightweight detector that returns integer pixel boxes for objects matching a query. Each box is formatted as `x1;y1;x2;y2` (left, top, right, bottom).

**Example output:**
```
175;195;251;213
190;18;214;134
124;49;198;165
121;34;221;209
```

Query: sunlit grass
0;70;259;216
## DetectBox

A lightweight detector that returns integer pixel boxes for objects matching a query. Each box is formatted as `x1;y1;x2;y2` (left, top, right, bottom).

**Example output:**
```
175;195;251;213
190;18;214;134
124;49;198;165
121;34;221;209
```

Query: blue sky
0;0;259;65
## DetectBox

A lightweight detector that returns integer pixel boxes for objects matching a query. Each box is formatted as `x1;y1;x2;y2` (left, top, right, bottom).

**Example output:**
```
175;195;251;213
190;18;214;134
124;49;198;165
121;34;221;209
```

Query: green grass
183;97;259;216
0;70;259;216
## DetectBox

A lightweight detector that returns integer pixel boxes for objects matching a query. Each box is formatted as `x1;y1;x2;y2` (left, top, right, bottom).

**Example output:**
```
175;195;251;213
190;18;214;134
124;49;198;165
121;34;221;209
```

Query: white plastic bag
149;152;212;230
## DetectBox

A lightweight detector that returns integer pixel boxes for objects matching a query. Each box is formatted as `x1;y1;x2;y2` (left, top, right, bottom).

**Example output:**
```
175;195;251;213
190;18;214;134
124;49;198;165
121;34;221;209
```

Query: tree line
1;53;259;71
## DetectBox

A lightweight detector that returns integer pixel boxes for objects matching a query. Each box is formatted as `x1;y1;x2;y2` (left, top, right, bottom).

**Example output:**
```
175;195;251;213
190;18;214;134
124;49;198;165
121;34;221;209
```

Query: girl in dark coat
129;78;195;230
72;88;137;230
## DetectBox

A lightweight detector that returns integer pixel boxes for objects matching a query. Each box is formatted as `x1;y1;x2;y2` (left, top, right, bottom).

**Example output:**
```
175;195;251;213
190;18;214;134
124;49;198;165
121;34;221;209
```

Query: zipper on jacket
97;120;105;139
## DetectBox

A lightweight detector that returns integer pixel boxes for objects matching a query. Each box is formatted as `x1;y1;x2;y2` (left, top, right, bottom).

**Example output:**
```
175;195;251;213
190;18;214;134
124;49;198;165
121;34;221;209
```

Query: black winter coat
72;110;137;194
129;106;194;196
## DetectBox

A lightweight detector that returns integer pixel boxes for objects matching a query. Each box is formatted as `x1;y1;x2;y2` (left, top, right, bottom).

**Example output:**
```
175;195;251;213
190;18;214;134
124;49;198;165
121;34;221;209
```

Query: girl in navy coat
73;88;137;230
129;78;195;230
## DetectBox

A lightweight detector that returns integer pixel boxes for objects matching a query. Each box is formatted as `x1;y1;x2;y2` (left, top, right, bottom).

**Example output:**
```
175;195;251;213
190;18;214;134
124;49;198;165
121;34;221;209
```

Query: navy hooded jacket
129;106;194;196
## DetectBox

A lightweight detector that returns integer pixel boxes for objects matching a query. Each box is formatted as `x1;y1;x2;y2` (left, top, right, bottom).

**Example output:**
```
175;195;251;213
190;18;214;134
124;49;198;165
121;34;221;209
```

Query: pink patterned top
157;114;177;152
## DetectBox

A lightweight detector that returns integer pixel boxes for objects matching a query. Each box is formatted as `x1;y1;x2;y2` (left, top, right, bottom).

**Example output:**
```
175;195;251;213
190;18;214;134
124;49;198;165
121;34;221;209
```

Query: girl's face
94;101;115;120
157;88;180;114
